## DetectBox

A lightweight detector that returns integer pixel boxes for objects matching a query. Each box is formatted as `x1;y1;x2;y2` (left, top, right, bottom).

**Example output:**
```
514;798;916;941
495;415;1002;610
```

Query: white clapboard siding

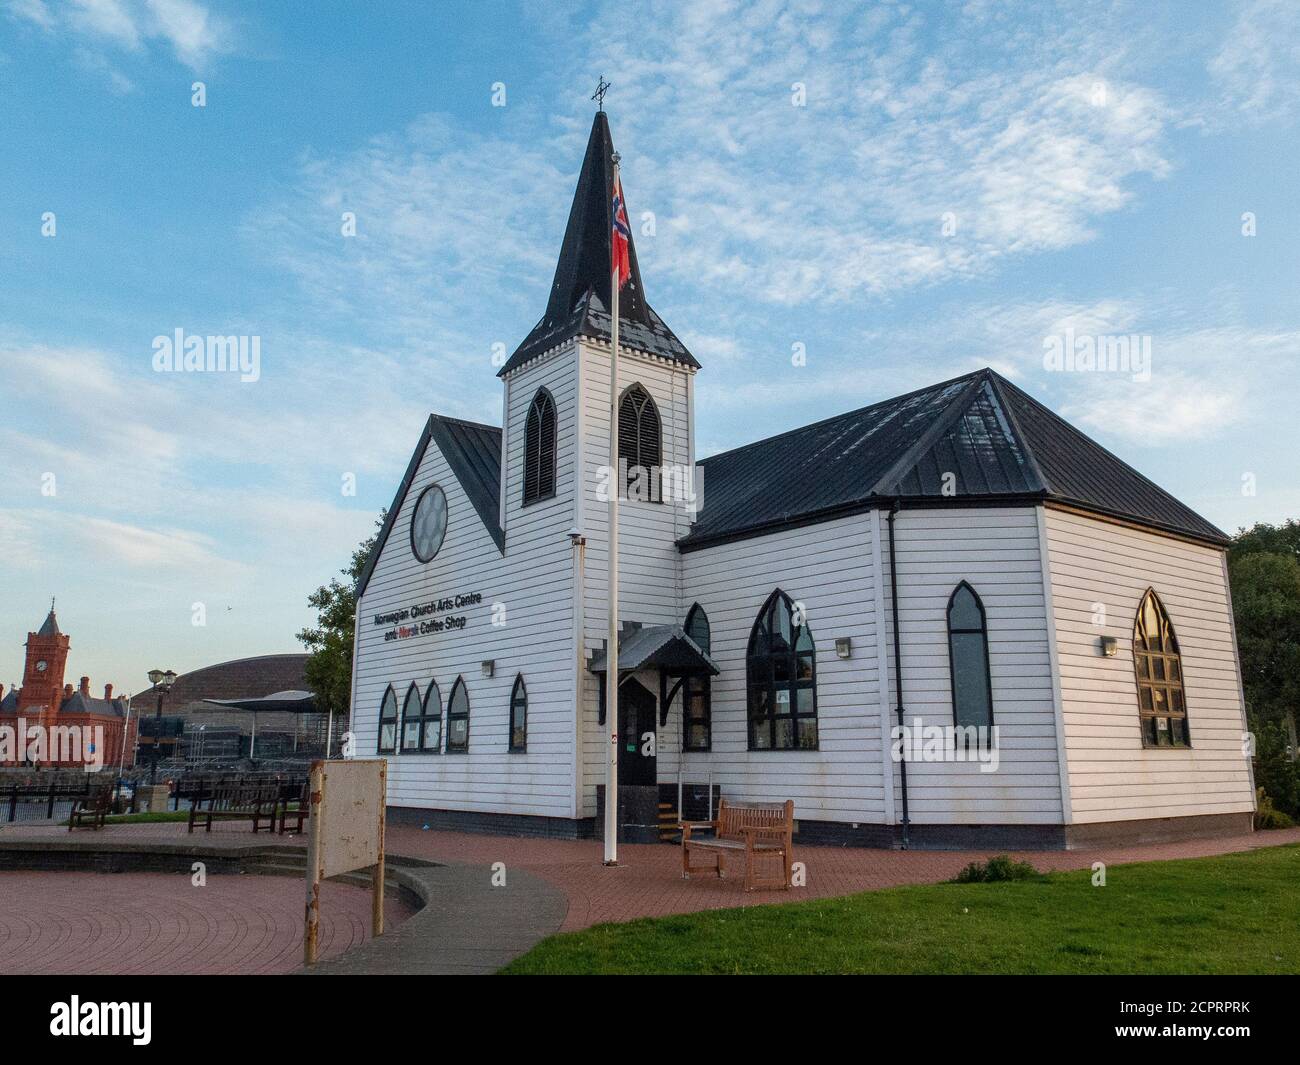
577;341;695;814
1042;507;1253;823
880;507;1062;825
667;513;888;825
352;348;579;818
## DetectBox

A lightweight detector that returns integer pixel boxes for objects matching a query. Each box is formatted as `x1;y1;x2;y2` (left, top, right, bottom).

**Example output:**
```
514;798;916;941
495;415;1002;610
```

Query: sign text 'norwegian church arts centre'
373;591;484;643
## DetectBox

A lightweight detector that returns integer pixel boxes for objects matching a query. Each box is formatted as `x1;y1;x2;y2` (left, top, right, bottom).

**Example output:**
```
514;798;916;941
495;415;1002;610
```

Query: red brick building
0;604;136;769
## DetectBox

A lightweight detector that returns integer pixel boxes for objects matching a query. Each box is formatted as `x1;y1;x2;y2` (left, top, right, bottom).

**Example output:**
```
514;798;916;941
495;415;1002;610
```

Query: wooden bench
680;799;794;892
67;787;113;831
274;780;308;835
188;783;281;833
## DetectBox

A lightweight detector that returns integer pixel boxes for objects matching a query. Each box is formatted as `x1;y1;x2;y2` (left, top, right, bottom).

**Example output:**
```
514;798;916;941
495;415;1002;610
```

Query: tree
1229;519;1300;565
1228;522;1300;819
297;511;385;744
1228;532;1300;726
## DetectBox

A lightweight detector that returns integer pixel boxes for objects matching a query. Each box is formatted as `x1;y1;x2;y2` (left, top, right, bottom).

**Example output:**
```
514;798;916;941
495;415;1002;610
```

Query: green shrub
950;854;1041;883
1251;720;1300;820
1254;787;1295;830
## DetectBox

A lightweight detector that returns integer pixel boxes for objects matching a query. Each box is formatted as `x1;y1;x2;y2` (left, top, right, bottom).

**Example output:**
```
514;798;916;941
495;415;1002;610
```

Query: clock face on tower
36;660;48;672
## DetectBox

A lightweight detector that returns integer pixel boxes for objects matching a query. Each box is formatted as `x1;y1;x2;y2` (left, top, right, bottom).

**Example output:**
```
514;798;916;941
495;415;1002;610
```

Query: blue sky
1;0;1298;695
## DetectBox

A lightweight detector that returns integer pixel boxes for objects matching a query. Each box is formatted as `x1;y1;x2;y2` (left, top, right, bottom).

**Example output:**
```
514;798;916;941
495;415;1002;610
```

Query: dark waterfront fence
0;770;308;823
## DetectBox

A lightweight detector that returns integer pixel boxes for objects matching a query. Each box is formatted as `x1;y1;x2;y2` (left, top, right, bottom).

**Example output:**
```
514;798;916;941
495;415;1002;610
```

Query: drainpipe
887;499;911;849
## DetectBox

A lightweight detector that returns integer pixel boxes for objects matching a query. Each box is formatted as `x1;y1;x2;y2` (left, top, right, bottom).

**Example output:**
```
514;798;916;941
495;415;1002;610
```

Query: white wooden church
349;112;1255;849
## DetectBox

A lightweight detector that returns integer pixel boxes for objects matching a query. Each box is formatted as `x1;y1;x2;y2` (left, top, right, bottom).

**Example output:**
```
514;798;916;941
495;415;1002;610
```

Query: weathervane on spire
592;74;611;112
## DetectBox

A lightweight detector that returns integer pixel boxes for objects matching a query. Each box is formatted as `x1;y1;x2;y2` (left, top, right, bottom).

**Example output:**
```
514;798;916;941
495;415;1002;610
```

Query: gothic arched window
618;383;662;502
1133;589;1190;747
421;679;443;752
522;387;557;505
508;674;528;753
947;582;993;730
399;682;422;752
446;676;470;753
746;589;818;750
683;603;711;752
377;685;398;754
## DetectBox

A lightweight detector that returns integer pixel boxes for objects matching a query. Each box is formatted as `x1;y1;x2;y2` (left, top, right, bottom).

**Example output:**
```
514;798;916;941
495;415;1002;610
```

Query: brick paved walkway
377;824;1300;931
0;870;414;975
8;820;1293;933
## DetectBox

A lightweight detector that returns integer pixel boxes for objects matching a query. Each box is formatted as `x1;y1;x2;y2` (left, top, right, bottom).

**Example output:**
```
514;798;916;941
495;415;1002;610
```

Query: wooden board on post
303;758;387;966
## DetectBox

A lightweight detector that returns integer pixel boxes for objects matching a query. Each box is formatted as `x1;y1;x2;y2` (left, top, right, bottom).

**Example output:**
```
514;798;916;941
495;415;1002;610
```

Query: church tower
495;109;699;555
19;602;71;711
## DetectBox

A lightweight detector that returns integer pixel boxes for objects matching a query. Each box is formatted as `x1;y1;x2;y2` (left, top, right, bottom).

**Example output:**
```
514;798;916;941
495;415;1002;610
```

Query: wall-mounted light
1098;636;1118;657
481;660;495;678
835;637;852;659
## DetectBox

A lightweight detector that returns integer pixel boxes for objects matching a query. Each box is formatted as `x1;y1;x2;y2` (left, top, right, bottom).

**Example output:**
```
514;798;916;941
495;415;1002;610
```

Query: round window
410;485;448;562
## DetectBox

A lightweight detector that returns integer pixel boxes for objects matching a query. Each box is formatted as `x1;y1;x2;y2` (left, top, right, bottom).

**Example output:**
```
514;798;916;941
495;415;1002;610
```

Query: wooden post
303;760;324;966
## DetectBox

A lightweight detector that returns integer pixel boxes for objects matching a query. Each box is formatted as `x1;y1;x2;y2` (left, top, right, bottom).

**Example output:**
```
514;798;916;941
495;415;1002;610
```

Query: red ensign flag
611;172;631;290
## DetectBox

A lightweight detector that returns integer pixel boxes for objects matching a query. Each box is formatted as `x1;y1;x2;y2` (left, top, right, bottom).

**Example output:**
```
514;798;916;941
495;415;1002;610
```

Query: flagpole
603;152;623;866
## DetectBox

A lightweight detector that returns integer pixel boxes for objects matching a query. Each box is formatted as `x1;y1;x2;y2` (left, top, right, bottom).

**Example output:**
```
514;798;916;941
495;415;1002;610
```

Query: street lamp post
146;668;177;785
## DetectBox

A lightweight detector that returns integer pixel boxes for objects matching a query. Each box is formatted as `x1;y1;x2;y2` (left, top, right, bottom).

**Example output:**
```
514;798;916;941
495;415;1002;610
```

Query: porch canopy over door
589;624;719;726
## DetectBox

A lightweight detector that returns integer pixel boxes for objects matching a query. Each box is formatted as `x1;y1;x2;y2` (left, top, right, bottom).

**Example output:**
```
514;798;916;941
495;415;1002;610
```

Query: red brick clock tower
19;602;70;712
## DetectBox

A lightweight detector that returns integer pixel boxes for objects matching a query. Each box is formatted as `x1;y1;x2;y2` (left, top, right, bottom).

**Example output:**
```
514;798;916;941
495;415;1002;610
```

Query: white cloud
252;115;566;358
1208;0;1300;125
572;2;1173;304
7;0;54;30
250;1;1185;353
78;515;244;573
68;0;141;50
1064;373;1245;443
7;0;232;72
142;0;225;67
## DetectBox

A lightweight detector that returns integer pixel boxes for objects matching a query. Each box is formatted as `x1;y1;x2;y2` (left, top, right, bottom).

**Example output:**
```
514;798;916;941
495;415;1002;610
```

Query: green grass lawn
503;843;1300;975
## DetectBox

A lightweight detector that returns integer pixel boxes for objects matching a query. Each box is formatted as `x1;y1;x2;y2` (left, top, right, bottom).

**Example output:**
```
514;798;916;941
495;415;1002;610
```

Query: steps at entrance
657;802;681;843
655;784;723;844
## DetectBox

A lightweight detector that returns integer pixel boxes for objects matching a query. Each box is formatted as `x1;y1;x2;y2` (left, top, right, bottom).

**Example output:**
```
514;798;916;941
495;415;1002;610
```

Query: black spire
499;112;697;376
546;111;651;330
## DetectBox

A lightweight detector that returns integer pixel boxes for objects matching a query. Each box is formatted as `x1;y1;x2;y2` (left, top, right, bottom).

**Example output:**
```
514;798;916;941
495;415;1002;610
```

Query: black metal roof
498;112;697;376
679;368;1227;550
355;414;503;599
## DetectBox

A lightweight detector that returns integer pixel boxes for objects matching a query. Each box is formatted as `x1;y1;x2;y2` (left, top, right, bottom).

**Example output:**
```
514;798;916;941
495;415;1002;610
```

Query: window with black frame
421;679;443;752
446;676;470;752
509;674;527;752
746;589;818;750
1133;589;1190;747
618;383;662;502
400;682;422;751
683;603;711;751
947;582;993;731
522;388;557;505
377;685;398;753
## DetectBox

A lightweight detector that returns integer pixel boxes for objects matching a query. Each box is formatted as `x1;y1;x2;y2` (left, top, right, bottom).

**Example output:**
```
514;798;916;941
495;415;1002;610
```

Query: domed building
134;653;317;761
